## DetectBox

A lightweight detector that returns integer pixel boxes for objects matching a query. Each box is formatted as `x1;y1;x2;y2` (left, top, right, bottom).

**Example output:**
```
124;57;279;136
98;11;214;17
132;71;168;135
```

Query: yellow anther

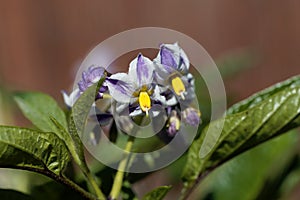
171;76;186;99
139;91;151;116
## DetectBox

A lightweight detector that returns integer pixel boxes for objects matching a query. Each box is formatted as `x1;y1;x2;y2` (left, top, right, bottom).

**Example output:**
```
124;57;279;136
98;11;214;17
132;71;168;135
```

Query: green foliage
181;76;300;197
13;86;106;199
0;126;70;175
141;186;171;200
0;189;32;200
121;181;138;200
13;92;79;170
68;78;105;172
1;73;300;200
197;130;298;200
31;181;85;200
14;92;68;132
67;79;106;199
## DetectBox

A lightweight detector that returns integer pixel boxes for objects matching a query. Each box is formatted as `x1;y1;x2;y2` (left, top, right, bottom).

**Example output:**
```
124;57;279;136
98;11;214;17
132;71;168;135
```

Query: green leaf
142;186;171;200
31;181;85;200
0;189;32;200
197;131;298;200
254;154;299;200
67;78;106;200
68;78;105;172
50;117;83;170
181;76;300;197
0;126;70;175
14;92;68;134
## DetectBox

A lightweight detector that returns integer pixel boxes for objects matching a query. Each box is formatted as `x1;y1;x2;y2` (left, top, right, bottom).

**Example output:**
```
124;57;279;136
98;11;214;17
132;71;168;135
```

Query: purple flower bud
167;120;177;136
182;107;201;127
167;111;180;136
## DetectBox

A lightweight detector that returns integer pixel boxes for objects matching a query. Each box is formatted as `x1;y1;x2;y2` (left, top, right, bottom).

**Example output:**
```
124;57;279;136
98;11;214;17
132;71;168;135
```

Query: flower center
171;77;186;99
139;91;151;116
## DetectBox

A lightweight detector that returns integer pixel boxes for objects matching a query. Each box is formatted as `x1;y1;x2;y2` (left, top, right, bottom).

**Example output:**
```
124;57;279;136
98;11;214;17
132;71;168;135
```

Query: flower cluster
63;43;201;137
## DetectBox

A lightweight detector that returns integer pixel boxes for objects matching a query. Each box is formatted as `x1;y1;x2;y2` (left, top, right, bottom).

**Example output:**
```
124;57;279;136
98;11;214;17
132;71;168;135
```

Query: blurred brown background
0;0;299;102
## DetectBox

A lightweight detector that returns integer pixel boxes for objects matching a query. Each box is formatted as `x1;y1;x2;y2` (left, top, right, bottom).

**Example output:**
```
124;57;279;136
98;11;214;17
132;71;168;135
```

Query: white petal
106;73;135;103
128;54;154;86
152;86;166;104
166;95;178;106
61;88;80;107
129;109;143;117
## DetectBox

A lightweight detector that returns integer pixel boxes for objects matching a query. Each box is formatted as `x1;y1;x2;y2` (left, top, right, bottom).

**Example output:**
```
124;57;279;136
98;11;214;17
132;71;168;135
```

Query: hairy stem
109;136;135;199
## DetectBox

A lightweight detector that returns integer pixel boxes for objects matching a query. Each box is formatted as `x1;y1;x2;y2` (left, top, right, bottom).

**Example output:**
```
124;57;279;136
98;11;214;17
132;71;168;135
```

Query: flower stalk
109;135;135;200
85;170;106;200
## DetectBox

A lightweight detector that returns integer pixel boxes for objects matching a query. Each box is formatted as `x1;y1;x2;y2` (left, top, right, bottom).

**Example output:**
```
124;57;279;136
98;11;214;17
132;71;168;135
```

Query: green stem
62;175;97;200
179;169;211;200
51;118;105;199
85;170;106;200
68;143;105;199
109;136;135;199
12;166;96;200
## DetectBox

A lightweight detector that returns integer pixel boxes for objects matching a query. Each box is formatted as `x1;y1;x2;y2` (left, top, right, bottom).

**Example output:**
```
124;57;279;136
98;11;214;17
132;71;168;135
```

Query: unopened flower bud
182;107;201;127
167;111;180;136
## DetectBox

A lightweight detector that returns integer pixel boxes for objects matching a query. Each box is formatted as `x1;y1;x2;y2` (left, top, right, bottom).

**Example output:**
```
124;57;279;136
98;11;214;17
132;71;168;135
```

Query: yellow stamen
102;93;112;98
139;91;151;116
171;77;186;99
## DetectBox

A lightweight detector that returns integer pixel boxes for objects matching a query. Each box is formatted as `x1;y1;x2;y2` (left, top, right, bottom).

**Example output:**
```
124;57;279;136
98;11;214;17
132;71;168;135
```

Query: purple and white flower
62;42;202;141
78;66;108;99
62;66;108;108
154;43;195;104
153;43;201;132
106;54;165;117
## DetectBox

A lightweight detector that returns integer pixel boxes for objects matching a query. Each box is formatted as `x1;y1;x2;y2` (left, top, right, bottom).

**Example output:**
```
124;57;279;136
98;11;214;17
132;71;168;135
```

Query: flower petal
166;95;177;106
83;66;105;83
78;66;105;92
129;108;143;117
128;54;154;87
153;43;187;84
61;88;80;108
153;49;176;77
152;86;166;105
160;45;178;69
154;43;190;77
106;73;135;103
78;79;87;91
163;43;190;71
